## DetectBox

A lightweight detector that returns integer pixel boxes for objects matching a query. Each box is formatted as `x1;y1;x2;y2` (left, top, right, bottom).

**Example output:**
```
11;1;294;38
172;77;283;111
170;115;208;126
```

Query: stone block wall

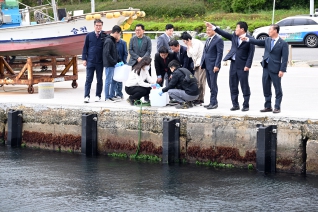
1;104;318;174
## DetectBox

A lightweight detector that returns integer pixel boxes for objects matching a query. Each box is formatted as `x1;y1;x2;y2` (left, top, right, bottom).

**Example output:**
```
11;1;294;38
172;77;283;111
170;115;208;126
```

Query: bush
130;21;205;32
60;0;206;18
231;0;266;13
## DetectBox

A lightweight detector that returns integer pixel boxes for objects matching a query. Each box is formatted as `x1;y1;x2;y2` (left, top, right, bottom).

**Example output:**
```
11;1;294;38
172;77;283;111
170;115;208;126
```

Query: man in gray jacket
128;24;152;68
157;24;174;53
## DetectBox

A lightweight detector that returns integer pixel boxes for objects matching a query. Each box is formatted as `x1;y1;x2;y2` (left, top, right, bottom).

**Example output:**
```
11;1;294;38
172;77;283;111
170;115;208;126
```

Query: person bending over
159;60;199;109
125;56;157;105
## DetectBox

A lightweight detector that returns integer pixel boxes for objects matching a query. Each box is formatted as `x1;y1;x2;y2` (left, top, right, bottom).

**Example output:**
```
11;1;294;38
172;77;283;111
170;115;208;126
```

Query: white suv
252;16;318;48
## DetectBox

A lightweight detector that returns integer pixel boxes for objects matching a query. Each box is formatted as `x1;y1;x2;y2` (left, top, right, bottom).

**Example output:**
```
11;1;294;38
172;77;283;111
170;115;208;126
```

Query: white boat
0;0;144;56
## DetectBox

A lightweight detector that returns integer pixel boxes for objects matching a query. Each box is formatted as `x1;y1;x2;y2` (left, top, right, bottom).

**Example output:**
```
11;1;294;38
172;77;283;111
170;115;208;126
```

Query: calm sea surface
1;146;318;211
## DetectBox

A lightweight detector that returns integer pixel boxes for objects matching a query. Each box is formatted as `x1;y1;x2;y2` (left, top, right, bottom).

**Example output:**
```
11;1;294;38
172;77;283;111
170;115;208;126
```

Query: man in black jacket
154;46;175;87
159;60;199;109
103;25;122;102
168;40;193;73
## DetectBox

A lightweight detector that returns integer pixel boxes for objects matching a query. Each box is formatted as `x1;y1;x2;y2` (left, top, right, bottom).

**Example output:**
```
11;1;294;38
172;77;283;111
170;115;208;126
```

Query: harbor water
1;146;318;211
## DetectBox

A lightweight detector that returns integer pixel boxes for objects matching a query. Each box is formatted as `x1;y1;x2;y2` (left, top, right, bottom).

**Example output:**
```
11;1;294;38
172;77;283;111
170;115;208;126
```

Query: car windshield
277;19;293;26
307;19;318;25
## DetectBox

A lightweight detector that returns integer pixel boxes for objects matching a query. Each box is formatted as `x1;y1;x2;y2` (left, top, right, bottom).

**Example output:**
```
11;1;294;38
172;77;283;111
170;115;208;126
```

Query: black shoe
126;98;135;106
187;101;193;108
193;100;202;106
273;108;280;113
207;104;218;109
204;104;211;108
241;107;249;112
260;108;273;112
175;102;189;109
230;106;240;111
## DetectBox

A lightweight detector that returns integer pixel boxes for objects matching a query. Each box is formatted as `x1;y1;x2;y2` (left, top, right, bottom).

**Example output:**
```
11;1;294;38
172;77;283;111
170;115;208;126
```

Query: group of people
82;19;288;113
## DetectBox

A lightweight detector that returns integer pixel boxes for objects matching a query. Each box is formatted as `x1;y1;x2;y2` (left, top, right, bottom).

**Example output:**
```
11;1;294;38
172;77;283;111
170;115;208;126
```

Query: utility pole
271;0;276;24
91;0;95;13
310;0;314;16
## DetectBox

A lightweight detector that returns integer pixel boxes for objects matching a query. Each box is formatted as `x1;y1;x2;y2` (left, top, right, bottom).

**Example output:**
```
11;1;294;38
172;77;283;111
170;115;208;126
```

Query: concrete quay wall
1;103;318;175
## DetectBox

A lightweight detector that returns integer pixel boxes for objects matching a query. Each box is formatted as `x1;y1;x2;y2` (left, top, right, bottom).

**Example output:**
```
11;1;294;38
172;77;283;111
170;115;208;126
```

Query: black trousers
125;86;151;101
229;60;251;108
263;67;283;110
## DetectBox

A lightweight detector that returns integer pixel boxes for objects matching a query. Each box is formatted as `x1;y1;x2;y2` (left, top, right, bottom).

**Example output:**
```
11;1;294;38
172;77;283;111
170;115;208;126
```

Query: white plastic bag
113;65;132;82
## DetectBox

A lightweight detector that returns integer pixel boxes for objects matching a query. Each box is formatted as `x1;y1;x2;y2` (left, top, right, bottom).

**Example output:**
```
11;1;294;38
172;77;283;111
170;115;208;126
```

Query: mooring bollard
256;124;277;173
81;113;98;156
162;118;180;164
7;110;23;147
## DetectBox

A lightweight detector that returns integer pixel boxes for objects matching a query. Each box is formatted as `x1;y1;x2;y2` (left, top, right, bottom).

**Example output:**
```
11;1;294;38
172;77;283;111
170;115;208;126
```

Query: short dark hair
237;21;248;32
168;40;179;47
112;25;122;34
165;24;174;30
168;60;180;69
135;24;145;30
94;19;103;25
180;31;192;41
158;46;169;54
271;24;280;33
132;56;152;76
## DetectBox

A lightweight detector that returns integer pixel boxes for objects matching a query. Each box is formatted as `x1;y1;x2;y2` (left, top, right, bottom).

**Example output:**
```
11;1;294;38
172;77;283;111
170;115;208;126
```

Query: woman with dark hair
125;56;157;105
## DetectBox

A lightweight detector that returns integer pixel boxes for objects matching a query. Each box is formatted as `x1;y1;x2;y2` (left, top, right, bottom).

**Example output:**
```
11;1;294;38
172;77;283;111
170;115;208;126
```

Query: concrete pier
1;61;318;174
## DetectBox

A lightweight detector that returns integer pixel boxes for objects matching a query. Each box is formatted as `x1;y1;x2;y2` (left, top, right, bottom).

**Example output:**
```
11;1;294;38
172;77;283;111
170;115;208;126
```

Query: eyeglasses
95;25;103;27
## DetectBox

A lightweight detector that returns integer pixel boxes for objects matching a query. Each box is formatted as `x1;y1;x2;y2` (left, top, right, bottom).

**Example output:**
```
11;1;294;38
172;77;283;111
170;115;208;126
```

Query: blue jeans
104;67;116;99
112;80;123;98
84;64;103;98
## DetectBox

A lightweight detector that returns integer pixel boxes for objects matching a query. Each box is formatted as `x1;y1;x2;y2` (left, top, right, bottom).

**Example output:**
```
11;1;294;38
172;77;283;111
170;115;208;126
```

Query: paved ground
1;62;318;120
1;39;318;120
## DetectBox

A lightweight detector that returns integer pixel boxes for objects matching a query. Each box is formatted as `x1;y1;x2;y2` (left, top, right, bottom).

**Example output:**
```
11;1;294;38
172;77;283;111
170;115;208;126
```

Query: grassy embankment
61;1;309;36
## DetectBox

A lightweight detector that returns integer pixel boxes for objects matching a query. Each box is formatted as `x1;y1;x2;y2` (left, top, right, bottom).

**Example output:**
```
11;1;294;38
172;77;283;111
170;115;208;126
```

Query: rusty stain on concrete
23;131;81;150
187;146;256;163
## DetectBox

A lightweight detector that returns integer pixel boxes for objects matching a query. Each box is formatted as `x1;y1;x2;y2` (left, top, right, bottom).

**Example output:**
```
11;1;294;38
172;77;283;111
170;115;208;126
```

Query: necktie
96;32;99;38
270;39;275;50
266;39;275;63
205;38;211;48
237;37;240;47
164;58;167;72
177;51;180;61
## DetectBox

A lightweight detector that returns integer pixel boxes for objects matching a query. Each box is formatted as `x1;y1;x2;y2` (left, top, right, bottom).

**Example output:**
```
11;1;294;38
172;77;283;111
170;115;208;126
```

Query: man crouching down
159;60;199;109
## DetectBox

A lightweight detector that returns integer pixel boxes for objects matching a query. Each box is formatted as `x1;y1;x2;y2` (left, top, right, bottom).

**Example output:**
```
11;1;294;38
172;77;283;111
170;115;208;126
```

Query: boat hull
0;15;127;56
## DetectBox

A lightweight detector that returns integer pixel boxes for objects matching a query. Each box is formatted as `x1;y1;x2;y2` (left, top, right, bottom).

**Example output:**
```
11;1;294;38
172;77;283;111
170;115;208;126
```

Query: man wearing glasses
82;19;105;103
128;24;152;69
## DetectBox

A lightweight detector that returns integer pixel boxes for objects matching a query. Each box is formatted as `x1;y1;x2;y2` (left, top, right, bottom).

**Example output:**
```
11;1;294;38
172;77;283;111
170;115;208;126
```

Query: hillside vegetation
20;0;315;33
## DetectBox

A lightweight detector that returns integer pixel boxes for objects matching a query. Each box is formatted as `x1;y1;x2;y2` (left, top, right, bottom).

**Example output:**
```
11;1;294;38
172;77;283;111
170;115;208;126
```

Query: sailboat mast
52;0;58;21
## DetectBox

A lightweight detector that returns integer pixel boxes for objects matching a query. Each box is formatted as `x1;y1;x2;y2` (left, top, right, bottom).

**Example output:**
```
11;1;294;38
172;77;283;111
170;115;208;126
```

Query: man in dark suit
168;40;193;73
200;26;224;109
241;24;288;113
156;24;174;53
82;19;105;103
154;46;175;87
206;21;255;111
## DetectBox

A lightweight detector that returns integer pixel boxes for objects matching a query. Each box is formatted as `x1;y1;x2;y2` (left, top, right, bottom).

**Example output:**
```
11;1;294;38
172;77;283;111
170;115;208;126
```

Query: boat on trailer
0;0;144;93
0;0;144;56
